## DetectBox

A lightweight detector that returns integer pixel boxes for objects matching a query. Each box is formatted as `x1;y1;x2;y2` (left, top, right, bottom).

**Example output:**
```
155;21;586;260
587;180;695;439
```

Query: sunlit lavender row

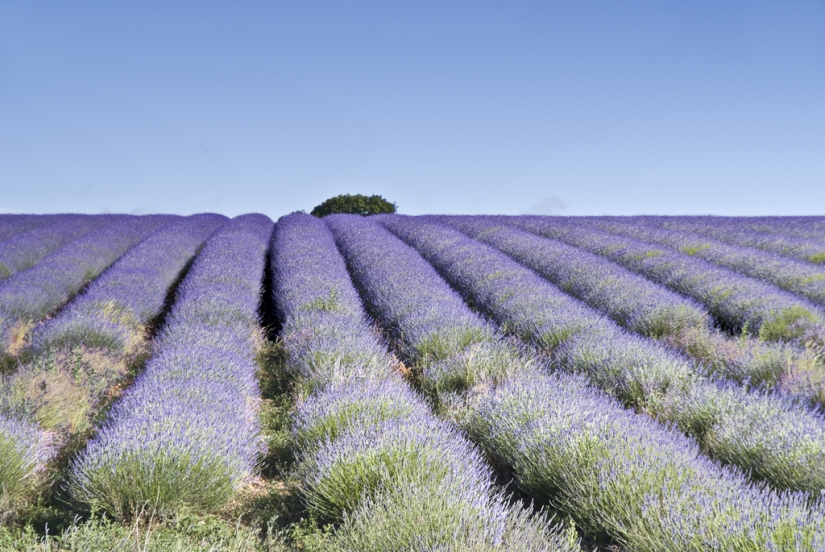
0;215;121;281
0;215;174;357
67;214;272;519
642;216;825;265
325;213;825;549
31;214;226;355
0;214;66;244
583;216;825;309
327;214;529;396
274;213;573;550
504;215;825;344
382;215;825;494
1;212;824;549
438;216;821;401
0;214;226;518
669;216;825;243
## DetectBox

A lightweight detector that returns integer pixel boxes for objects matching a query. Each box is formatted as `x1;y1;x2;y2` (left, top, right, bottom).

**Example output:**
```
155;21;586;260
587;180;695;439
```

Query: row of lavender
388;216;825;493
504;216;825;344
438;216;822;402
2;212;824;546
0;215;225;515
0;215;115;281
273;213;573;550
579;216;825;311
67;214;272;518
331;214;825;550
647;216;825;262
0;215;64;244
0;215;177;358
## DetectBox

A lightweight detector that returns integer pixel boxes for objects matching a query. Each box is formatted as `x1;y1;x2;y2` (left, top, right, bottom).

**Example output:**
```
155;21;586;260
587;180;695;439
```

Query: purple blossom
464;372;825;550
0;215;152;282
0;215;175;353
504;215;824;343
273;213;570;549
0;214;67;244
31;214;226;354
67;214;273;518
584;216;825;310
440;216;709;339
647;216;825;265
380;215;825;494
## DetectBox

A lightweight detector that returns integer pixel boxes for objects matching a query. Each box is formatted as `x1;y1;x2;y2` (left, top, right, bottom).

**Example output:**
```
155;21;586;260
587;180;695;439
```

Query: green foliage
69;451;236;521
758;306;818;343
310;195;396;218
680;244;710;256
254;340;295;477
807;252;825;265
0;434;35;520
0;512;290;551
329;484;578;552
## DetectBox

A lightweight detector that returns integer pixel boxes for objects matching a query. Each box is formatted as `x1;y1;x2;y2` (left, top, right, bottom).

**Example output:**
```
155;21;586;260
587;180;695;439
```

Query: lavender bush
326;214;532;398
0;214;226;518
673;216;825;242
443;216;709;338
0;215;64;244
0;215;174;357
273;213;574;551
462;372;825;551
326;213;825;548
440;216;819;399
31;214;226;355
381;215;825;494
0;215;122;281
585;216;825;309
271;213;397;390
505;216;824;343
648;216;825;265
0;416;53;519
67;214;272;519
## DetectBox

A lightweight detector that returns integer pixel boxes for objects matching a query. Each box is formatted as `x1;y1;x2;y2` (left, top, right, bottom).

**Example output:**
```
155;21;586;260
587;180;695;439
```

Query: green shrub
310;195;396;218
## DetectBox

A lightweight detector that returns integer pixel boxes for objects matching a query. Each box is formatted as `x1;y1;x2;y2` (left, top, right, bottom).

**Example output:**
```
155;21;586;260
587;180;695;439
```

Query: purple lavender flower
0;215;67;244
464;372;825;550
380;215;825;494
0;414;54;515
0;214;227;519
67;214;273;519
0;215;175;355
584;216;825;310
0;215;146;281
271;213;397;388
274;213;570;549
326;214;529;395
504;215;823;343
31;214;226;354
649;216;825;265
441;216;709;339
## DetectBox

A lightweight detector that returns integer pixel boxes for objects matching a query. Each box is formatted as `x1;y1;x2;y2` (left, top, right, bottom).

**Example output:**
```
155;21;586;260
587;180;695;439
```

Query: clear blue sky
1;1;823;216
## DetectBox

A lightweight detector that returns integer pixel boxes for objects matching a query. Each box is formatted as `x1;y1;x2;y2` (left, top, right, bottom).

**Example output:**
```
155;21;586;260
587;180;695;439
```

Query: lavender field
1;213;825;551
